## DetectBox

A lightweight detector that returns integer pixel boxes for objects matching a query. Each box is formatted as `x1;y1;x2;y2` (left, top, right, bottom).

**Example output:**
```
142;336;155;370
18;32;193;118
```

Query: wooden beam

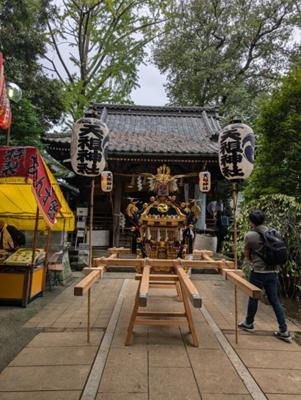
137;312;186;317
139;263;151;307
74;269;103;296
135;319;187;326
225;270;262;299
220;268;244;278
193;249;214;258
83;267;104;277
108;247;131;255
149;283;176;288
135;274;178;281
175;264;202;308
93;253;117;268
218;259;235;270
97;257;224;269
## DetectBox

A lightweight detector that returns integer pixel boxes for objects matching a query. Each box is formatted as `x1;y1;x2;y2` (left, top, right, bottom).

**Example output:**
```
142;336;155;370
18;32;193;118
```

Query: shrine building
43;104;222;248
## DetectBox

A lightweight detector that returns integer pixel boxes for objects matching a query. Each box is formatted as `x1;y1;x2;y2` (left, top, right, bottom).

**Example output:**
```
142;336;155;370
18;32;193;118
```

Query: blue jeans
246;271;287;332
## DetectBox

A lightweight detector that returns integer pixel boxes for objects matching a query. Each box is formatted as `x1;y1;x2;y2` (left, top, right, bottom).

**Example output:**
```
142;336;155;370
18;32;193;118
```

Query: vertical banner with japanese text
0;146;61;226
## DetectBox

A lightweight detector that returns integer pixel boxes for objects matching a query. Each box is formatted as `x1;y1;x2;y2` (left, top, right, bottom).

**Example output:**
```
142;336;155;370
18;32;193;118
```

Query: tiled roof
44;104;221;155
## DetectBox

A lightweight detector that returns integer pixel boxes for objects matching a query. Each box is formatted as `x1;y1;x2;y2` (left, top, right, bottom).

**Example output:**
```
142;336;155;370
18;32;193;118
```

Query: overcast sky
131;62;168;106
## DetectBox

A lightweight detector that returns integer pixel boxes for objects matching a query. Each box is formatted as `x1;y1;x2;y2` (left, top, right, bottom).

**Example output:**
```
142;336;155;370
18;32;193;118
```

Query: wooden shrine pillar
196;192;206;231
112;175;123;247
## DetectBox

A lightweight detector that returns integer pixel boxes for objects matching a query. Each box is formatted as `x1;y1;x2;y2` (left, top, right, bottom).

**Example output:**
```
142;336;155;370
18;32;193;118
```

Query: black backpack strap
251;228;266;260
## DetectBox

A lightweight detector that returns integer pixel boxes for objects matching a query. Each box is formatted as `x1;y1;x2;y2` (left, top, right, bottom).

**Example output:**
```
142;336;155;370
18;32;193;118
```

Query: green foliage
47;0;170;120
0;0;65;144
153;0;299;121
245;68;301;201
224;194;301;298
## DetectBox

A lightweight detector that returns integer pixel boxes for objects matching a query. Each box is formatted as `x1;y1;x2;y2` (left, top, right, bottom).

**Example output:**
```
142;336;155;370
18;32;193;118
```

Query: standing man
238;210;292;342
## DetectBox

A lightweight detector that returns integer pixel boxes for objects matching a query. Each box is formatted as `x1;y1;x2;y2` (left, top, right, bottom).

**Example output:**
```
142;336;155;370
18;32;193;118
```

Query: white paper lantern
218;122;255;181
101;170;113;192
199;171;211;192
71;117;109;176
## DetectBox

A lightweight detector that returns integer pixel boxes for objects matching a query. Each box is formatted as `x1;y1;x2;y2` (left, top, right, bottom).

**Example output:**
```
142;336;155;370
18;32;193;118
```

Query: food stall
0;146;75;306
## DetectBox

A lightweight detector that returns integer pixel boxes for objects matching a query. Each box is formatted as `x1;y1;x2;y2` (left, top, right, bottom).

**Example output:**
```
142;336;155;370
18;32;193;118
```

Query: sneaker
238;320;255;332
274;331;293;343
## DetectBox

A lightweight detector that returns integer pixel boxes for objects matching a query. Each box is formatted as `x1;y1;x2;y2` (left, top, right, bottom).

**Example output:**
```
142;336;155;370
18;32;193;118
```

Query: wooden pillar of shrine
112;175;123;247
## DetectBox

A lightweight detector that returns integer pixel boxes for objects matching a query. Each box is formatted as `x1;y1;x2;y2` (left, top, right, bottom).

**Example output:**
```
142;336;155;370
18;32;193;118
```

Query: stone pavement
0;272;300;400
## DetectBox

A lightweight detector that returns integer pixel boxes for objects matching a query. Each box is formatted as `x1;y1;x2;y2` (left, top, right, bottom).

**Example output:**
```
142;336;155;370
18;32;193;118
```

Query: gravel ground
0;275;79;373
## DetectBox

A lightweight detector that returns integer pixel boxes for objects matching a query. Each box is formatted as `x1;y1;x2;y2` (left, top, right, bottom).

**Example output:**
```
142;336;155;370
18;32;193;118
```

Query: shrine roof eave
43;139;218;159
107;152;218;163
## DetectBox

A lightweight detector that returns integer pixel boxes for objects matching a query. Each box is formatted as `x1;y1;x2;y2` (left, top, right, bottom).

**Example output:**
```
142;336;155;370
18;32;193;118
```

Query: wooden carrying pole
73;258;114;343
74;269;103;343
87;178;95;342
90;248;262;347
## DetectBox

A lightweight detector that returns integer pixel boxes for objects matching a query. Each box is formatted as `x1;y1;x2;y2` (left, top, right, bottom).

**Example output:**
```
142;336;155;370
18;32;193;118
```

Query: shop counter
0;248;45;307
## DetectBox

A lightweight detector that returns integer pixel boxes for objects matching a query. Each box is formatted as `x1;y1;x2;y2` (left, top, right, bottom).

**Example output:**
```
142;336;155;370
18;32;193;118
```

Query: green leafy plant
224;194;301;298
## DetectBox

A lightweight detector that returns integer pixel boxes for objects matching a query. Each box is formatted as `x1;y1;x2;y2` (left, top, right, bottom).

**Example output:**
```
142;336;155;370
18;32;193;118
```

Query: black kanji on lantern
218;123;255;181
71;117;109;177
219;128;244;178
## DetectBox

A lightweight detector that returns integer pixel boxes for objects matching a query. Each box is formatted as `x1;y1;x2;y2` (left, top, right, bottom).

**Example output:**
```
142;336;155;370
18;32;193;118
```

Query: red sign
0;147;62;226
0;53;12;130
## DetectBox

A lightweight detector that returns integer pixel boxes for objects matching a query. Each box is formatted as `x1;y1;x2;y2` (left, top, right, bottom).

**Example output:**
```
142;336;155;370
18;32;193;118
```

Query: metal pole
43;227;51;291
232;183;238;344
31;206;40;267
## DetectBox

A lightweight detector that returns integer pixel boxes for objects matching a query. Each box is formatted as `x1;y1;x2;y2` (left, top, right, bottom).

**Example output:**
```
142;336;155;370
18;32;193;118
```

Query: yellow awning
0;159;75;231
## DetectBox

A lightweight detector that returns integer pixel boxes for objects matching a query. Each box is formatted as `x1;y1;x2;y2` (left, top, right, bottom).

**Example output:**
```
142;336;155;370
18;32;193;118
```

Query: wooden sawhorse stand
92;248;262;347
125;260;202;347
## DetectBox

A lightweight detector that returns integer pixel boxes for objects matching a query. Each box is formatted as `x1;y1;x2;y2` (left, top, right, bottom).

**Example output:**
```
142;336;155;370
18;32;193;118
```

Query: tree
153;0;300;122
245;67;301;201
45;0;169;121
0;0;65;145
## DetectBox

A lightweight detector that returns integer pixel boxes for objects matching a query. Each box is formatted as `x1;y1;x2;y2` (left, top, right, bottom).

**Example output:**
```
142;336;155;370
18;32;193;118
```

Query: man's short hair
249;210;265;226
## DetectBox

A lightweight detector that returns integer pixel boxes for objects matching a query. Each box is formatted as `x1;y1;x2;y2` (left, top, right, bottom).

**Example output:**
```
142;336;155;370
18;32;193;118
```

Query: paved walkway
0;272;300;400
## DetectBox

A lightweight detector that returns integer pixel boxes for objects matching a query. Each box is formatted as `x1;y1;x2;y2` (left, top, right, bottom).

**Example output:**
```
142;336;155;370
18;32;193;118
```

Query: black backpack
254;228;288;267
